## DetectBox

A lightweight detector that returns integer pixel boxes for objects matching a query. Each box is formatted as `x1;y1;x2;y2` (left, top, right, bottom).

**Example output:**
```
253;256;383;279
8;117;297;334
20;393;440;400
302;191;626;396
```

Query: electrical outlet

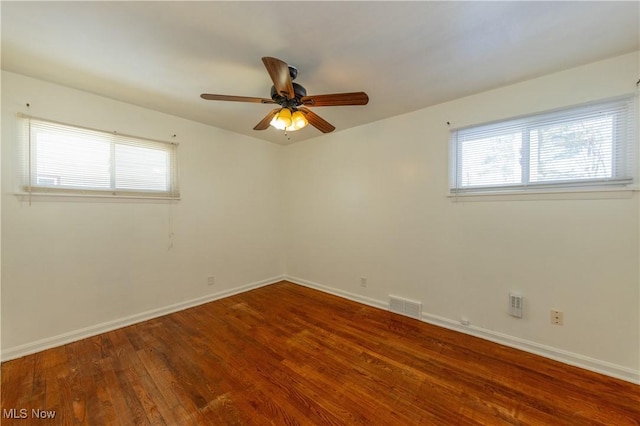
551;310;563;325
360;277;367;288
207;276;215;286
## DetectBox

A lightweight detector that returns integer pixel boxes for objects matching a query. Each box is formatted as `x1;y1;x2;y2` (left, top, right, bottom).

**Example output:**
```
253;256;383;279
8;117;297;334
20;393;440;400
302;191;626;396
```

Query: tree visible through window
450;97;635;194
530;117;613;182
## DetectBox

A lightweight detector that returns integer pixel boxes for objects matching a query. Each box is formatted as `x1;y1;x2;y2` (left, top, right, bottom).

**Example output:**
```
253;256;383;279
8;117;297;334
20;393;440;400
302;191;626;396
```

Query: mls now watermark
3;408;57;419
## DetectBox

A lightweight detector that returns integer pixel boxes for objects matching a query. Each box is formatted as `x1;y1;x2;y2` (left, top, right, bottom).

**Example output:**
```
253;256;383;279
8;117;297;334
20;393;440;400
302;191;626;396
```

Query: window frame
449;96;637;196
19;114;180;200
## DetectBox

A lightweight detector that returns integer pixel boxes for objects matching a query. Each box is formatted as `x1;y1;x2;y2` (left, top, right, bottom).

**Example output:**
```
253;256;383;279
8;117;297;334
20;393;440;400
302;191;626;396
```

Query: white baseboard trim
284;275;640;385
421;313;640;385
1;275;285;362
286;275;387;310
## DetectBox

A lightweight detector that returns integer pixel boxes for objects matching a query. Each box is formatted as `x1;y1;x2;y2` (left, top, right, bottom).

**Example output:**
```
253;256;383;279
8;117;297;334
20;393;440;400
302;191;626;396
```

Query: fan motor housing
271;83;307;106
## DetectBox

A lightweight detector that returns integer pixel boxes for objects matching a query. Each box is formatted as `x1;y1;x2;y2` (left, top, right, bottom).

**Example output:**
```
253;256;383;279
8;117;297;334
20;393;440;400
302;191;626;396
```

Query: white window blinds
20;115;179;198
450;97;636;194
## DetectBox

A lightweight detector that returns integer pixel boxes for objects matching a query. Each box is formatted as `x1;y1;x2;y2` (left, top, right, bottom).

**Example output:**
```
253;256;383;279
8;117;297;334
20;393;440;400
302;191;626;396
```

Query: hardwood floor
2;281;639;425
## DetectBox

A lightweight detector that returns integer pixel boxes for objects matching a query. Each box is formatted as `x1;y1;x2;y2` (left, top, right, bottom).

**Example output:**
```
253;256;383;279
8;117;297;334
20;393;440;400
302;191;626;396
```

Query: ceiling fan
201;57;369;134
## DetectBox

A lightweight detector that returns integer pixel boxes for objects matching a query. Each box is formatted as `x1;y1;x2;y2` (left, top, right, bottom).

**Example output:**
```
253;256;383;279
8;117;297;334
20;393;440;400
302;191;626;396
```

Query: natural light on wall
449;97;636;194
18;114;180;199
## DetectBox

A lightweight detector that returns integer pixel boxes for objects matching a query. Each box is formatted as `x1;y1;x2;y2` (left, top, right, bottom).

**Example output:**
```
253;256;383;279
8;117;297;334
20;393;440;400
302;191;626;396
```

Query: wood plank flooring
2;281;639;425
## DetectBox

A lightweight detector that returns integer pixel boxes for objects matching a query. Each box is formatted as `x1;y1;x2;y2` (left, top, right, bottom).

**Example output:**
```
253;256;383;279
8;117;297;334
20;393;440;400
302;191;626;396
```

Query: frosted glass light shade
275;108;292;128
291;110;308;130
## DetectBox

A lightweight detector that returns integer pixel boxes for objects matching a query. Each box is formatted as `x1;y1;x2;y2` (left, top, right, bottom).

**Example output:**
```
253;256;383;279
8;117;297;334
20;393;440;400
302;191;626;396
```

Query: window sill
14;192;180;203
447;187;637;202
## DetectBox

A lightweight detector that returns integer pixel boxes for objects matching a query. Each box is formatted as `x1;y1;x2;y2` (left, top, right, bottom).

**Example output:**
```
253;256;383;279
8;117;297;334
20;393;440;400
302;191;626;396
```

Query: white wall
1;71;285;356
283;52;640;382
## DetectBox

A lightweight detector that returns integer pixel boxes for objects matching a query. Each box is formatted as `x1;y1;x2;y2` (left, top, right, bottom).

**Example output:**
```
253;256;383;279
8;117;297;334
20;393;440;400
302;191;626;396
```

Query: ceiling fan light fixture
270;108;308;131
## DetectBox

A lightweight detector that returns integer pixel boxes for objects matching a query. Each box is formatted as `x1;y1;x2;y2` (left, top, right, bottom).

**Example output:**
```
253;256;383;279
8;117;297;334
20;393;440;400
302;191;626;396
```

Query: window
20;115;179;198
449;97;636;194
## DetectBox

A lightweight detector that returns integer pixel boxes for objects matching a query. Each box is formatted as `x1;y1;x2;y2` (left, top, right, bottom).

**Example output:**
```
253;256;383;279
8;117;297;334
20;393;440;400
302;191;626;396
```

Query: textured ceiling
2;1;638;145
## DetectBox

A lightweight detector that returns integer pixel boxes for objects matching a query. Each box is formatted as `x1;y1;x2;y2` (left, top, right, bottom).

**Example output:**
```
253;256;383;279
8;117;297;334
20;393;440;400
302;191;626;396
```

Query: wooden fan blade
201;94;274;103
262;57;295;99
253;109;280;130
299;107;335;133
301;92;369;107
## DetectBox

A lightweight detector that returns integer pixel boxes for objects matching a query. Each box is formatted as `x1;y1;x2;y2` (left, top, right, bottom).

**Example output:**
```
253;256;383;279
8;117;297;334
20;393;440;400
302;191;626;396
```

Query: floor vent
389;295;422;320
